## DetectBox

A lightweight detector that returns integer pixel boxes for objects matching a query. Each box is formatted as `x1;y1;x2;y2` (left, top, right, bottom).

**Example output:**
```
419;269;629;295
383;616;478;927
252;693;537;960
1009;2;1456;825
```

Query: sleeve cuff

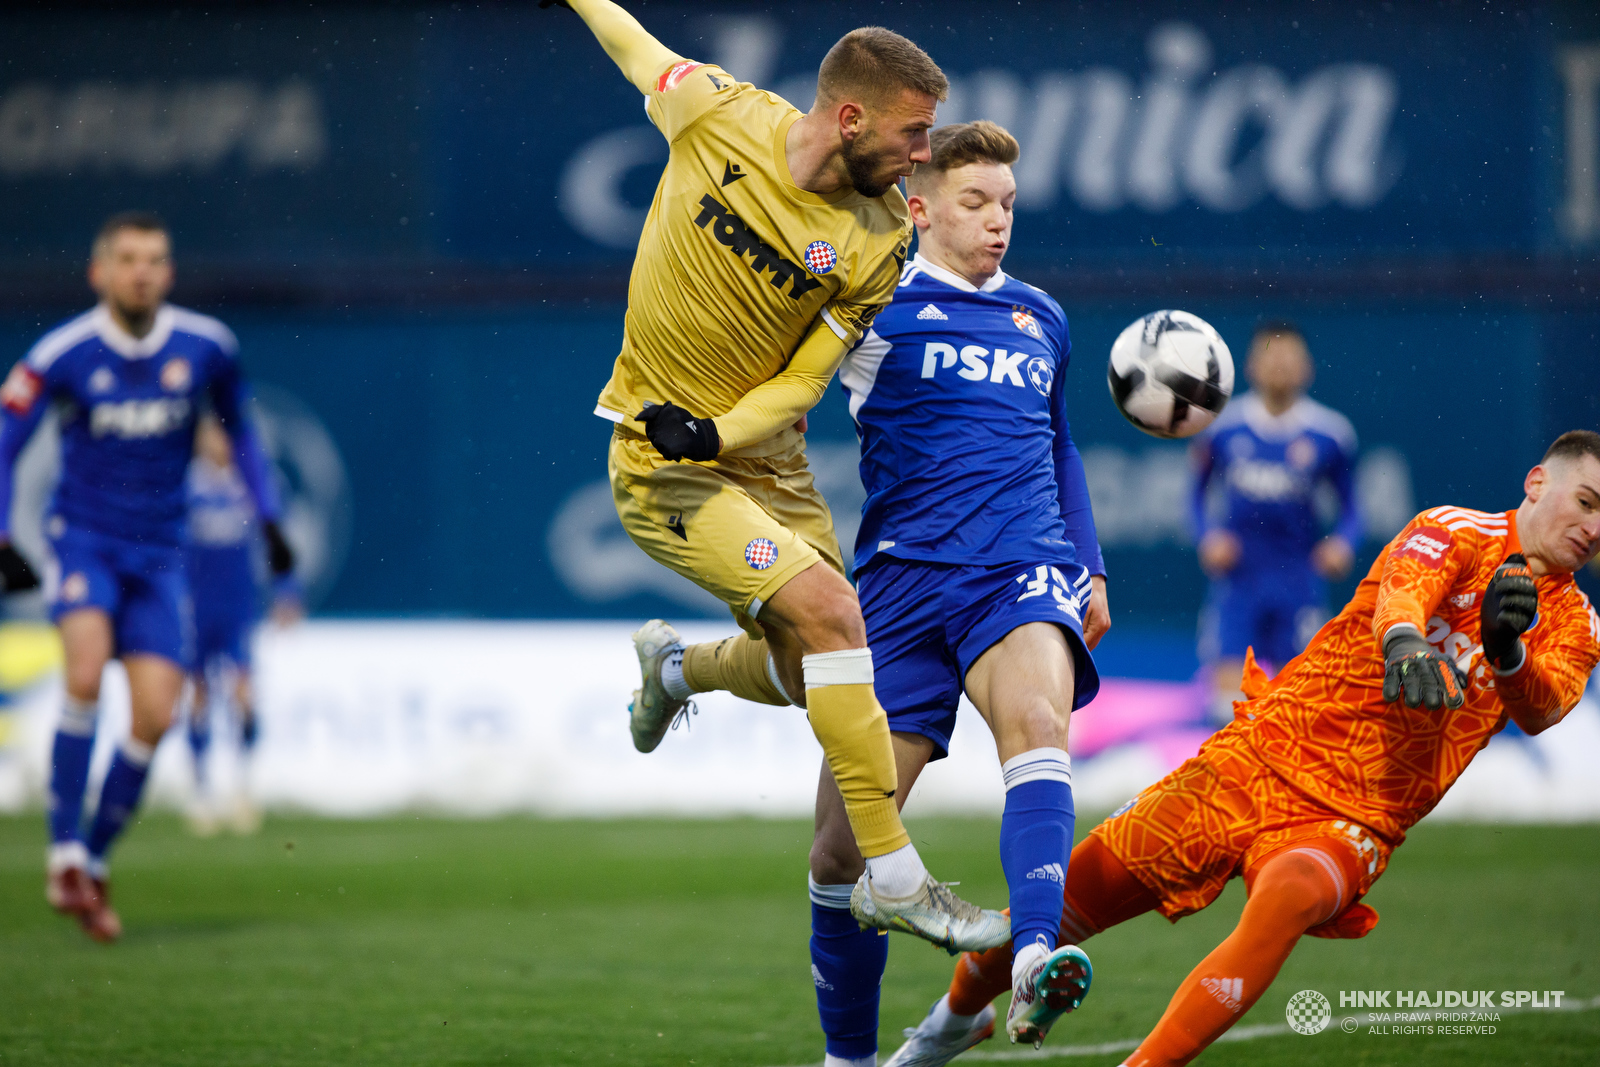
1492;640;1528;677
819;306;852;343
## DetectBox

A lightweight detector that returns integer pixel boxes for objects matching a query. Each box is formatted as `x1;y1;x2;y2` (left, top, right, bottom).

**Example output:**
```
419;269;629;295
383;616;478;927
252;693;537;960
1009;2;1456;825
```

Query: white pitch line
767;993;1600;1067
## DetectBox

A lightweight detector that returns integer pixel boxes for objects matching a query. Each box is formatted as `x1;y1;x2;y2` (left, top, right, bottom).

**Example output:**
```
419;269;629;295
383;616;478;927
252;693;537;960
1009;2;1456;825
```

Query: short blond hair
905;120;1020;195
816;27;948;109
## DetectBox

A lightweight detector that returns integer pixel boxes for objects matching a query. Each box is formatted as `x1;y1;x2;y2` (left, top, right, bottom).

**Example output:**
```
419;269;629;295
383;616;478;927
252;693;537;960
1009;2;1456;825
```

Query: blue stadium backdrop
1;1;1598;668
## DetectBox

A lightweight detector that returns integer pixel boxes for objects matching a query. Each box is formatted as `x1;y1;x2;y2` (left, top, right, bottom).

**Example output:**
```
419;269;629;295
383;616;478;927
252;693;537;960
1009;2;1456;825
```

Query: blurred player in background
0;212;294;941
544;0;1004;948
1191;321;1361;717
184;415;301;836
807;121;1107;1067
893;431;1600;1067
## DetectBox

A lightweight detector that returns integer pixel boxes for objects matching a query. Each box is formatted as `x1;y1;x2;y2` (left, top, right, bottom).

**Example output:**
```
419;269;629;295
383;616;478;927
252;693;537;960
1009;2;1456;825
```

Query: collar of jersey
93;304;176;359
1236;392;1319;441
911;252;1008;294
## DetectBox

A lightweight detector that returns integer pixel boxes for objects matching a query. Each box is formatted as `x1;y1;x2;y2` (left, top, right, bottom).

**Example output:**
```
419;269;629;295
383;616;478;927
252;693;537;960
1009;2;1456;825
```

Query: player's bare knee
1251;851;1340;928
129;707;173;746
995;695;1071;753
765;564;866;654
65;666;104;703
809;833;866;885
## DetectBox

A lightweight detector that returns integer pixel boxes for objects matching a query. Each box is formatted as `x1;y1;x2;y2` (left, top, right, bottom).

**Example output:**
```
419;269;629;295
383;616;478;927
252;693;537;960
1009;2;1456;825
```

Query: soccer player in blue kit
184;415;301;835
1190;321;1361;715
814;120;1110;1065
0;213;293;941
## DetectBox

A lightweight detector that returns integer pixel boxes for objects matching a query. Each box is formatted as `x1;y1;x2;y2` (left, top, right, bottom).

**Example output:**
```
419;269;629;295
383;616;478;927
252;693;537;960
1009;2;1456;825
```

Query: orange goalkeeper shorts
1091;728;1393;923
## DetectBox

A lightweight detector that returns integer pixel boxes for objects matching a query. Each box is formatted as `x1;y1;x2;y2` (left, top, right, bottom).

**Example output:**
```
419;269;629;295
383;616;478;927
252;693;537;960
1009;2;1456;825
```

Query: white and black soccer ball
1106;310;1234;439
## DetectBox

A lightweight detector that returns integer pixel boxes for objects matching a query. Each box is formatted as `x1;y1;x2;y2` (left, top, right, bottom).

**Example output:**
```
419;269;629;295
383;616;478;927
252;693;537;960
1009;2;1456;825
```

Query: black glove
0;542;39;593
263;521;296;578
538;0;571;8
635;402;719;463
1382;628;1467;711
1480;552;1537;671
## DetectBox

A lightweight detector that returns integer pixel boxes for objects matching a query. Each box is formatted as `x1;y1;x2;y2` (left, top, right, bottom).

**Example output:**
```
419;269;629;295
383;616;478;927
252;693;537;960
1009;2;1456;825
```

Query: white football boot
850;872;1010;953
882;997;997;1067
629;619;690;753
1005;940;1093;1048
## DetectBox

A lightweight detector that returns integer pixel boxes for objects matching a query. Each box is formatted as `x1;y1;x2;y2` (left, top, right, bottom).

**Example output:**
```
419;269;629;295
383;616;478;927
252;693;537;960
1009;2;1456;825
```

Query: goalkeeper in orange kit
884;430;1600;1067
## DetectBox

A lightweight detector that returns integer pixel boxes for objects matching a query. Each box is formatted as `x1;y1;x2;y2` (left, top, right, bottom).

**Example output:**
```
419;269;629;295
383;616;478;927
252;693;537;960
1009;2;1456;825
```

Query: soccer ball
1106;310;1234;439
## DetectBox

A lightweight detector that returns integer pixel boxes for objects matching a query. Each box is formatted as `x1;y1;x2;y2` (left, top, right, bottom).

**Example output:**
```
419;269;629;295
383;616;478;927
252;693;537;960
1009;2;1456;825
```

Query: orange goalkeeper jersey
1230;505;1600;842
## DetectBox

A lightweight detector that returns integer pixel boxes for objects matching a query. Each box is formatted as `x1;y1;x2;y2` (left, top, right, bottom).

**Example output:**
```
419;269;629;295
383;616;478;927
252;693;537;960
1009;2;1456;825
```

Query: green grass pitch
0;813;1595;1065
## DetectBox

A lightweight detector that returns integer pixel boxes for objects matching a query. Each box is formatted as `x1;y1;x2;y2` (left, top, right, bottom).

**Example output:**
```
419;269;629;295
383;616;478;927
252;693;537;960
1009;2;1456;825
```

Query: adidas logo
916;303;947;320
1025;863;1065;883
811;964;834;991
1201;976;1244;1013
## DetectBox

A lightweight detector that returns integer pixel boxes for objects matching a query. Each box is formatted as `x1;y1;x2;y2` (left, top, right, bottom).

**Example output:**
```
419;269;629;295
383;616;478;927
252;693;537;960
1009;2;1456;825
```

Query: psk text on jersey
920;342;1033;387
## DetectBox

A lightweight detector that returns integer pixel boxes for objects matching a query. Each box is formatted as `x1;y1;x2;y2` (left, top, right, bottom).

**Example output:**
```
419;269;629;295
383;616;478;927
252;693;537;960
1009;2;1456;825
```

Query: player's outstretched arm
207;359;297;579
554;0;681;96
0;362;49;592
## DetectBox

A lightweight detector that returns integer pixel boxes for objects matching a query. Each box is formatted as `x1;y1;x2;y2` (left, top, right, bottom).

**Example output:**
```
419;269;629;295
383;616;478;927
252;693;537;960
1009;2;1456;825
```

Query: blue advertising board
1;1;1599;278
6;295;1581;638
0;2;1596;642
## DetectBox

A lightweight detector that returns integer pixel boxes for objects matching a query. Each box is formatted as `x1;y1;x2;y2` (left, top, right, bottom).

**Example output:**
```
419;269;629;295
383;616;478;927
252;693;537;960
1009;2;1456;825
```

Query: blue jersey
187;455;257;552
0;304;281;547
838;254;1103;576
187;456;260;609
1190;392;1361;562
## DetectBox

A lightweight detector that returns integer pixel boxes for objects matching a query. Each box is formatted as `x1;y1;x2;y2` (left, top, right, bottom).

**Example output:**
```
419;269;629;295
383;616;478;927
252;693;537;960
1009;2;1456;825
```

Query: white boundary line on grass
768;993;1600;1066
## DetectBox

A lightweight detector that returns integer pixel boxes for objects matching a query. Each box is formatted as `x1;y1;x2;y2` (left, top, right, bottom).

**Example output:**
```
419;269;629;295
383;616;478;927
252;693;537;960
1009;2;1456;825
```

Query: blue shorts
857;556;1101;762
189;545;259;671
49;524;193;667
1200;561;1327;669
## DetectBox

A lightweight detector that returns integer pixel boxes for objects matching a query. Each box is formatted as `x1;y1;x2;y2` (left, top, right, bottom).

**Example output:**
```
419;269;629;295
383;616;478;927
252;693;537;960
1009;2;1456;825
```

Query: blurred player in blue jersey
815;120;1106;1065
184;415;301;836
1190;321;1361;718
0;213;293;941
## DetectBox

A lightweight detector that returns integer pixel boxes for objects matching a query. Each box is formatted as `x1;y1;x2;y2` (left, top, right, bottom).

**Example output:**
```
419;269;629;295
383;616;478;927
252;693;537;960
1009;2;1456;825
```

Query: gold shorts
609;425;846;635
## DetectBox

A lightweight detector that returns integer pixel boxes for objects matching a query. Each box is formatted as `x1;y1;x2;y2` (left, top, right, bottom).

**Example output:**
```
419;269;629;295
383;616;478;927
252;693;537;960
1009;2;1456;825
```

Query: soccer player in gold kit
549;0;1007;950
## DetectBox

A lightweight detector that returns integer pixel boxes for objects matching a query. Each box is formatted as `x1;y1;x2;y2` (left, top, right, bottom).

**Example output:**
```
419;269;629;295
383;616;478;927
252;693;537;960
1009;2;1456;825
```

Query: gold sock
805;679;910;858
681;634;791;706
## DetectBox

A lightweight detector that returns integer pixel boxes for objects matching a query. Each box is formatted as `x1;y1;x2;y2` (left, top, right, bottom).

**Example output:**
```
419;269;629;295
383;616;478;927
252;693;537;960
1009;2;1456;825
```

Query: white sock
808;874;854;910
926;993;978;1034
866;841;927;899
1012;935;1051;985
47;839;89;874
120;737;156;767
660;647;692;700
823;1055;876;1067
59;696;99;737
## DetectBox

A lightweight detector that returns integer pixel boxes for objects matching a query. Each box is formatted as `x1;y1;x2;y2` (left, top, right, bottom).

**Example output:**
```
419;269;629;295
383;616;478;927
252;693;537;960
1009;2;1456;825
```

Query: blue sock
999;747;1075;954
47;698;99;844
810;877;888;1061
239;707;258;753
187;708;212;787
86;739;156;863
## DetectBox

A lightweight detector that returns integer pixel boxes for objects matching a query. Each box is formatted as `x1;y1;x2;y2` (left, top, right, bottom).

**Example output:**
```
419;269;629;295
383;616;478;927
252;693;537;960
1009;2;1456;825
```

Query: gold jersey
593;59;911;431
